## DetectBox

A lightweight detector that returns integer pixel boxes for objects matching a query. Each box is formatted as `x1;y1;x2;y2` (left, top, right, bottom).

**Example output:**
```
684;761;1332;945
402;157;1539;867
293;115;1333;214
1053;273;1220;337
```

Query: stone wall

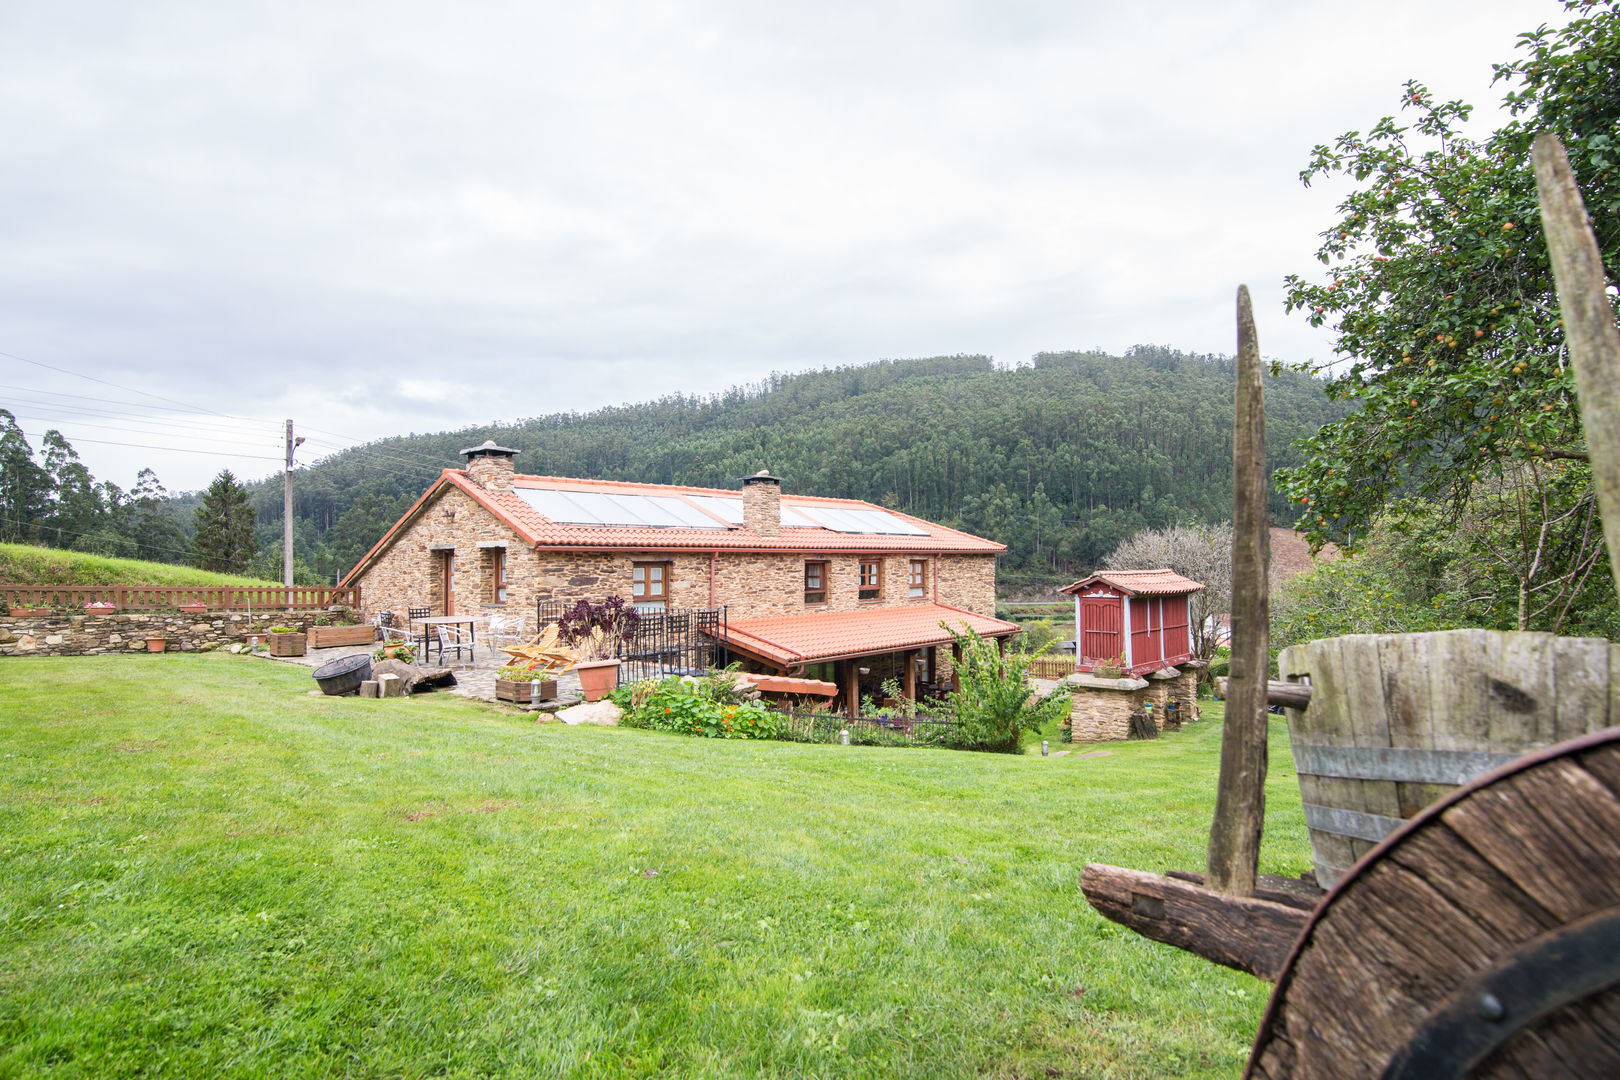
352;482;1001;627
1066;667;1199;742
0;611;337;658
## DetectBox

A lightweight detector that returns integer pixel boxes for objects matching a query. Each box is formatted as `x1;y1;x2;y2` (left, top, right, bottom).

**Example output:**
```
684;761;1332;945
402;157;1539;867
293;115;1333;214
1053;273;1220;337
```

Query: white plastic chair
374;613;412;645
485;612;526;647
435;622;474;664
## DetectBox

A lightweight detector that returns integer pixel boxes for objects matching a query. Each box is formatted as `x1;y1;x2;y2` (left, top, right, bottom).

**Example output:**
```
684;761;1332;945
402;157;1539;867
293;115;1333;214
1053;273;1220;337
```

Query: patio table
411;615;477;662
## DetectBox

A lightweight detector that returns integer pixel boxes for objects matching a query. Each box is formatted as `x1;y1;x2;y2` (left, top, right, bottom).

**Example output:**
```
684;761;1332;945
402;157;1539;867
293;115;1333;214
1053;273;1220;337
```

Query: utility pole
283;420;304;588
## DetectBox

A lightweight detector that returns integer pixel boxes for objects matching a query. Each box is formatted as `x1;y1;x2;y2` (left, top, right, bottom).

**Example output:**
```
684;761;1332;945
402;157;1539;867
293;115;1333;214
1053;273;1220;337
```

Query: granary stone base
0;611;345;659
1066;667;1200;742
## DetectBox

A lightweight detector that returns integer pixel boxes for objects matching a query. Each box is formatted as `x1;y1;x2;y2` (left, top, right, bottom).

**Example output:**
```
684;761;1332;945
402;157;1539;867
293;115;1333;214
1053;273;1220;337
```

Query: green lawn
0;657;1311;1079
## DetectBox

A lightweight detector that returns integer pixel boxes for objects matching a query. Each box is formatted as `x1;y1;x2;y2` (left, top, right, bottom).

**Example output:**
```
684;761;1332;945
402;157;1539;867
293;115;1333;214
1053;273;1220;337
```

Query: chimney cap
459;439;519;459
738;469;782;486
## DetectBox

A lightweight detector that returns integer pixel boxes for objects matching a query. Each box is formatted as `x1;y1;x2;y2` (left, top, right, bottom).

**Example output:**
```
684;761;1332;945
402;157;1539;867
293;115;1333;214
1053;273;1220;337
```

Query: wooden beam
926;645;937;685
1207;284;1270;897
1215;677;1313;711
1081;863;1309;982
902;648;917;701
1533;133;1620;592
845;658;860;719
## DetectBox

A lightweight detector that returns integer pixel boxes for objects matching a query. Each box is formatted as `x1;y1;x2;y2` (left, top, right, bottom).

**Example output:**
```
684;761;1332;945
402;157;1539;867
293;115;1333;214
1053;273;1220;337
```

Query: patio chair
434;622;474;664
407;606;432;648
485;612;526;647
374;612;412;646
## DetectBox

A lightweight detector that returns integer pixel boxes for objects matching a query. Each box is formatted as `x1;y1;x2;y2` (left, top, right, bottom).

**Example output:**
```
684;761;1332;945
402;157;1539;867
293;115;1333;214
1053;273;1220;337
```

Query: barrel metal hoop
1380;907;1620;1079
1291;744;1520;786
1302;803;1407;843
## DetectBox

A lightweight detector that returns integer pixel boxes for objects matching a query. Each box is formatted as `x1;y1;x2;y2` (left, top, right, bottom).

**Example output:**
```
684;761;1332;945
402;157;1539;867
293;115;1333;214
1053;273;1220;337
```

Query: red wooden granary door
1130;596;1160;669
1079;596;1121;663
1161;594;1190;663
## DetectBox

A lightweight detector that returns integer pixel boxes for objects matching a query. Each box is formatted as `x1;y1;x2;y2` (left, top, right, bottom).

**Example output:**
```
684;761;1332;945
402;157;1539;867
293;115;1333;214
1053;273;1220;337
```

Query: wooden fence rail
2;585;361;612
1026;655;1078;681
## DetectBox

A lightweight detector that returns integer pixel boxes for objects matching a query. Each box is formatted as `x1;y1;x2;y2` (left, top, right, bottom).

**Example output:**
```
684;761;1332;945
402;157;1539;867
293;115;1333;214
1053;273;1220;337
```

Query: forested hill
252;347;1344;595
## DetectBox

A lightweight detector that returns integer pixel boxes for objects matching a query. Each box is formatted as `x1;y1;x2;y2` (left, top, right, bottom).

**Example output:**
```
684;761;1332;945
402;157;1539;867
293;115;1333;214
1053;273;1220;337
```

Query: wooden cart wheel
1247;727;1620;1079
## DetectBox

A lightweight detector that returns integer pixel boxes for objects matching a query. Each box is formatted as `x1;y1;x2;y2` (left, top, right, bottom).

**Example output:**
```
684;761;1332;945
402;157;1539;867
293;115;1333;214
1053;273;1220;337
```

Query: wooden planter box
8;607;50;617
495;678;557;704
309;625;376;648
267;632;307;657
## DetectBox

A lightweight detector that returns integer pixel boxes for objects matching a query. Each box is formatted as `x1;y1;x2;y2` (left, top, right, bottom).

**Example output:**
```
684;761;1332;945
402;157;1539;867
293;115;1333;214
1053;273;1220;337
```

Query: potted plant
266;626;307;657
178;602;207;615
494;663;559;704
145;635;169;653
557;597;640;702
83;601;117;615
310;618;377;648
7;605;50;617
373;642;417;664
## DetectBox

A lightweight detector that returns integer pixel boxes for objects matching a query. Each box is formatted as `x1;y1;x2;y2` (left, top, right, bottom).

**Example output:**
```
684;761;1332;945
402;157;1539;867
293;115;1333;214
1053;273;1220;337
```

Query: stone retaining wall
0;611;350;658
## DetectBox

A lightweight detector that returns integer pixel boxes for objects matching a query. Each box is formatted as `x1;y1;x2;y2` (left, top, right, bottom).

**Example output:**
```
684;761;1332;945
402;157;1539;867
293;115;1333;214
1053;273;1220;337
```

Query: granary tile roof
714;604;1021;669
1058;568;1206;596
341;471;1003;586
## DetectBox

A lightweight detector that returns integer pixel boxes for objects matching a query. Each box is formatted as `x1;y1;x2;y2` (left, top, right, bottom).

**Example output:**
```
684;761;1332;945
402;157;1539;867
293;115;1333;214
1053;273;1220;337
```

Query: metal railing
768;707;958;747
535;599;729;683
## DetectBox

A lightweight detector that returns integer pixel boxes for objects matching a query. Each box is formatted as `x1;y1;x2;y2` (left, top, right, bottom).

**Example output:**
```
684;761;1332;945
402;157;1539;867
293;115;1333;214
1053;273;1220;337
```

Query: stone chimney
460;440;519;493
740;470;782;537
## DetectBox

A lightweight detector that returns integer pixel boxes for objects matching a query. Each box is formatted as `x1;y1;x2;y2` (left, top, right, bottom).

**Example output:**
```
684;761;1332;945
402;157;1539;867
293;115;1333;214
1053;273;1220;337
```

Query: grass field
0;656;1311;1079
0;543;275;587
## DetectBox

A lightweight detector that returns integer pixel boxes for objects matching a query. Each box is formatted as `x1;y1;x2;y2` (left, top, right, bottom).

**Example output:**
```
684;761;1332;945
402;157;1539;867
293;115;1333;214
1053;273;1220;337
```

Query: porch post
902;649;917;701
926;645;937;685
951;642;962;692
845;659;860;719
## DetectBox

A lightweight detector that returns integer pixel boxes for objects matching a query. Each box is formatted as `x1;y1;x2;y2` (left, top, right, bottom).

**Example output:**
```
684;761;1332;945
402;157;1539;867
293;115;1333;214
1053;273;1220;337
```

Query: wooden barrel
1276;629;1619;888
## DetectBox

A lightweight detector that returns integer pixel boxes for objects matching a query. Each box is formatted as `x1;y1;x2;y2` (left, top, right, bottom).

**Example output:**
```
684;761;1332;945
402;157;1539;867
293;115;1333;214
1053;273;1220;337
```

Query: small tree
943;625;1070;754
1101;522;1233;663
193;470;257;573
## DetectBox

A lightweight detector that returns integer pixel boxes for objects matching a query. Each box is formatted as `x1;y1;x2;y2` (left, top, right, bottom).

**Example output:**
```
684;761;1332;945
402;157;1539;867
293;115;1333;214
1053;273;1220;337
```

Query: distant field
0;543;274;587
0;655;1311;1079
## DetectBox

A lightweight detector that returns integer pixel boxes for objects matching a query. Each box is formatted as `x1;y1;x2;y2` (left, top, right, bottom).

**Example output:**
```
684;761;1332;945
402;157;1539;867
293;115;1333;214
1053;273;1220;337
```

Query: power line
10;429;283;461
0;349;250;419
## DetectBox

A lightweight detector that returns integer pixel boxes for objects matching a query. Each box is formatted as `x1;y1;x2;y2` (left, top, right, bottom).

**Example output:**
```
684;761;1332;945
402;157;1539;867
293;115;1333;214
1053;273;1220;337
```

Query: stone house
341;442;1019;712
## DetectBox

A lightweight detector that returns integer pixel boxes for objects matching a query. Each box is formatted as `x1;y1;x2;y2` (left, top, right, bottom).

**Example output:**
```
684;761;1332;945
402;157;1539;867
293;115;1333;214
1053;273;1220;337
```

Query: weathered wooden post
1533;132;1620;590
1207;284;1270;897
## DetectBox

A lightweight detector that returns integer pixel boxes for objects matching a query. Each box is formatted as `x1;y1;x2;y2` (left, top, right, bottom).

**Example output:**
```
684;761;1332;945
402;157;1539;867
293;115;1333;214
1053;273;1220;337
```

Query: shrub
617;675;783;740
942;625;1071;753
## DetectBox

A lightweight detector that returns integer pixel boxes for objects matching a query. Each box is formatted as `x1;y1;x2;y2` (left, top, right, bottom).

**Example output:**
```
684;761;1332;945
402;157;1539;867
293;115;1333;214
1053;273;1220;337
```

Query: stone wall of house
352;483;1002;629
0;611;335;658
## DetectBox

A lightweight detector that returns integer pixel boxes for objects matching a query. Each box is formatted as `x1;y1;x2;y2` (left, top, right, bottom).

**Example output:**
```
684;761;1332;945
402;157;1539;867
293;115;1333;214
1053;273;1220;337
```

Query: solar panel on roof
514;488;726;529
790;505;929;535
684;495;822;529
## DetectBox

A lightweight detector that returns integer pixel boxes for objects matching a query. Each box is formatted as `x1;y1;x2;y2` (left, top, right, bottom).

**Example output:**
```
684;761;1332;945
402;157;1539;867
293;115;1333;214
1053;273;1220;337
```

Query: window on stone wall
491;549;508;604
858;559;881;601
909;559;927;598
804;561;828;605
632;561;669;613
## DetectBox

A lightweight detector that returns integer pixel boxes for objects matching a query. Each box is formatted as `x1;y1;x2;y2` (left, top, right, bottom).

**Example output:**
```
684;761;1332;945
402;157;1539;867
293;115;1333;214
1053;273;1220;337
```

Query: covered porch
711;604;1022;718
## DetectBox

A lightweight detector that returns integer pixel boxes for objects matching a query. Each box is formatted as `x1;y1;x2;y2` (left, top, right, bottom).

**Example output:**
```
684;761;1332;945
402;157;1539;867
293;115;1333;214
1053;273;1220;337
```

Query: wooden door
1130;596;1158;667
1079;596;1121;663
1161;595;1190;662
440;551;455;616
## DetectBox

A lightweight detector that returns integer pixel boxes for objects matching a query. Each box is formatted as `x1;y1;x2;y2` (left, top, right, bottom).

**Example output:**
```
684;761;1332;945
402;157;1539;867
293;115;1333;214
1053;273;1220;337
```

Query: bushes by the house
614;675;784;740
942;626;1071;753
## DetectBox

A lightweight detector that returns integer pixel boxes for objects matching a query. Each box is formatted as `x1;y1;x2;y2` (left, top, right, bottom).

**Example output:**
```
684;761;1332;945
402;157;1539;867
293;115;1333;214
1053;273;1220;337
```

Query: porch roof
714;604;1021;670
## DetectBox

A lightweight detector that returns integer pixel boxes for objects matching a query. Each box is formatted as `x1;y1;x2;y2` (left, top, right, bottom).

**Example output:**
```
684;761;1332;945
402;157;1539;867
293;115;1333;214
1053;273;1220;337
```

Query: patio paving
262;637;585;706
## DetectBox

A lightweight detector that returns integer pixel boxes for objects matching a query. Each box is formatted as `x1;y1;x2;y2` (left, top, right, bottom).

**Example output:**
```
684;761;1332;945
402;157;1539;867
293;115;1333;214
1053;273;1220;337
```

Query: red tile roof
1058;568;1206;596
341;471;1004;586
715;604;1021;669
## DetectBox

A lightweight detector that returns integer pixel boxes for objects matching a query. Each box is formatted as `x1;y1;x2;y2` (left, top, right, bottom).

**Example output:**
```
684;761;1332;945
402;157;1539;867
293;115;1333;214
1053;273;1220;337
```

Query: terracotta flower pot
145;637;168;653
178;604;207;614
83;602;117;614
574;658;621;702
8;607;49;617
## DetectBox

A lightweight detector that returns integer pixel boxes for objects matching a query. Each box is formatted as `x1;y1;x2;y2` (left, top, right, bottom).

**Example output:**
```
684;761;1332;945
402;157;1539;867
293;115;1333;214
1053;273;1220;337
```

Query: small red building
1058;568;1204;676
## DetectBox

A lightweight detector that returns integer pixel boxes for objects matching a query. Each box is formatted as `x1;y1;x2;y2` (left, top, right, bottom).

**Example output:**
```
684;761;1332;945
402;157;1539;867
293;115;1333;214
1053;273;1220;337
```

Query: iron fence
768;707;959;748
536;599;729;683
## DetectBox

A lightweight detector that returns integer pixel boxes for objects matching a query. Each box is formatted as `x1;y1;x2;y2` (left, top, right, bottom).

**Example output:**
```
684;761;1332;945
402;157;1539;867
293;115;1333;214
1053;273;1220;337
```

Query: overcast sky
0;0;1572;492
